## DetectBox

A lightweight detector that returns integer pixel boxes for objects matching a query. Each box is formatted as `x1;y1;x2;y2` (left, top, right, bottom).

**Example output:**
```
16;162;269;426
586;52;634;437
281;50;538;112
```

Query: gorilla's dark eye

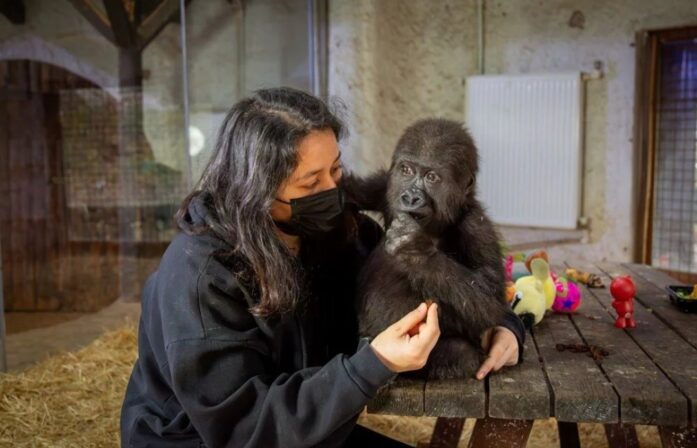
425;172;441;183
400;164;414;176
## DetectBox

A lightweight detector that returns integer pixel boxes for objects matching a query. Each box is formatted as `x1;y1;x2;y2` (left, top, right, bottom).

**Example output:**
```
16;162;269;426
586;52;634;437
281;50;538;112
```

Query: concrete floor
498;225;587;251
5;311;87;334
3;299;140;372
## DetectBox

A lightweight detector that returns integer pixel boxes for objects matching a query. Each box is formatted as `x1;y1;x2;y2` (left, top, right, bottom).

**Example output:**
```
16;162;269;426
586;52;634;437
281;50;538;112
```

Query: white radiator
465;73;583;229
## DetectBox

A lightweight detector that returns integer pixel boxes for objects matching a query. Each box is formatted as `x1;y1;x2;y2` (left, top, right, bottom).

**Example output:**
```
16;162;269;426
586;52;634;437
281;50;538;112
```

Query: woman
120;87;523;447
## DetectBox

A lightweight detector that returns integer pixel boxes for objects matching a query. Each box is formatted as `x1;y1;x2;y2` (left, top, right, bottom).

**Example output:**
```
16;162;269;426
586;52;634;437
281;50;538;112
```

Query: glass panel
184;0;314;181
0;1;187;313
0;0;321;326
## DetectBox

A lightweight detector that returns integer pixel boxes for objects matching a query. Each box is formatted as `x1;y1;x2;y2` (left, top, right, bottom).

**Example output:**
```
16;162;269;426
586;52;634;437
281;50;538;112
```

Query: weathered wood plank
467;417;533;448
367;377;424;416
532;309;617;423
589;262;697;424
488;333;550;420
424;376;485;418
565;261;688;426
417;338;486;417
615;262;697;347
624;262;688;287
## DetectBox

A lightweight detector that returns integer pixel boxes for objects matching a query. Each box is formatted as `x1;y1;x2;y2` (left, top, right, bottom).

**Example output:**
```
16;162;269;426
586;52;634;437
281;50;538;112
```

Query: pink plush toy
551;272;582;313
504;255;514;282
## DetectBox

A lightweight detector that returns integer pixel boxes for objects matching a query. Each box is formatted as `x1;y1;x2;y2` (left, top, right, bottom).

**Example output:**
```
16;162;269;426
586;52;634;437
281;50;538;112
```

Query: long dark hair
176;87;345;317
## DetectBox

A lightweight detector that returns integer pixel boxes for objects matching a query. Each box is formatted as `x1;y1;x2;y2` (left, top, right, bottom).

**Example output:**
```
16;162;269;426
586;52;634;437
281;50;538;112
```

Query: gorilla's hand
385;213;436;261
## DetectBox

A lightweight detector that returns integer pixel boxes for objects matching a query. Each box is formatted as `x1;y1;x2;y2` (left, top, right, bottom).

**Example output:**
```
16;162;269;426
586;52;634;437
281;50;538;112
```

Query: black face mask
274;187;345;237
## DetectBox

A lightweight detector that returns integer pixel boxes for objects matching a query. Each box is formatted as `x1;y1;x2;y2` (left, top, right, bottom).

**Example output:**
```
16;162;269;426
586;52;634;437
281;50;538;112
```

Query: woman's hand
476;326;520;380
370;302;441;373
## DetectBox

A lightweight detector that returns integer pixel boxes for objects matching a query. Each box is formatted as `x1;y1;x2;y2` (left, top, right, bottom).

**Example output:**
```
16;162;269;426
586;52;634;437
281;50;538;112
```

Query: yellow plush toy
525;251;556;309
510;258;549;328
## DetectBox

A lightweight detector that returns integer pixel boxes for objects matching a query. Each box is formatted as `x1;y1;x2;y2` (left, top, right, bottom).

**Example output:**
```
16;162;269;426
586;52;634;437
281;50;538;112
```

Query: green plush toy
510;258;549;329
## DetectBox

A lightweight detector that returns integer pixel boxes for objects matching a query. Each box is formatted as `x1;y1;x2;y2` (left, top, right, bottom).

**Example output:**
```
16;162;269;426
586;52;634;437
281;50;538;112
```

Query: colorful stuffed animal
510;258;549;328
525;251;556;309
551;273;582;313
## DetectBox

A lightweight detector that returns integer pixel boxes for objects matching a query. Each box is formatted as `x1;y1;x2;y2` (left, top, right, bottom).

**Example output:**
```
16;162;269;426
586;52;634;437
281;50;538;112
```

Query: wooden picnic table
366;262;697;447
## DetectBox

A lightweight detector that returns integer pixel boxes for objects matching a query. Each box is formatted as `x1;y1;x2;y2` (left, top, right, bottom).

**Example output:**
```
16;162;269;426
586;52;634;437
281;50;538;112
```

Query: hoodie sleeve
498;309;526;363
165;269;396;448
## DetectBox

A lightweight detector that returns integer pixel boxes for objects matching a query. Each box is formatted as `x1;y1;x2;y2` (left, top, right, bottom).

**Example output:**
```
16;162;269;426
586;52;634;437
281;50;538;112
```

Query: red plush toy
610;276;636;328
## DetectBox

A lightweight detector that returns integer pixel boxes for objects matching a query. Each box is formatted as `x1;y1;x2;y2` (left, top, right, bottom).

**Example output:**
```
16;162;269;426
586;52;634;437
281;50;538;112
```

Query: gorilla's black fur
344;118;509;380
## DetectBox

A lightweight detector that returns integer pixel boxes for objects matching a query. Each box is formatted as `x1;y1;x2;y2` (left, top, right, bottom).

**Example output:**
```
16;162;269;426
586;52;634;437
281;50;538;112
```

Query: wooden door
635;26;697;284
0;60;92;310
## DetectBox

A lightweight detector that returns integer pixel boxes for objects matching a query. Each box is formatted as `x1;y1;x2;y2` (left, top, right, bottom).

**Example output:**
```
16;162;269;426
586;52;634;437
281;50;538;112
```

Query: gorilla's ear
465;175;476;196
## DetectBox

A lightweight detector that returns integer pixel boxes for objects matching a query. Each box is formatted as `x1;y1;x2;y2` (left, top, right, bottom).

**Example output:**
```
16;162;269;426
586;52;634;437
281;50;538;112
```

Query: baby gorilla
352;118;509;380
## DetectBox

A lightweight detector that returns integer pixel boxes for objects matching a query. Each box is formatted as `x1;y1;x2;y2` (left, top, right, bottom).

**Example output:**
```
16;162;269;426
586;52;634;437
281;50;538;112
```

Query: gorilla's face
386;119;479;233
389;156;443;223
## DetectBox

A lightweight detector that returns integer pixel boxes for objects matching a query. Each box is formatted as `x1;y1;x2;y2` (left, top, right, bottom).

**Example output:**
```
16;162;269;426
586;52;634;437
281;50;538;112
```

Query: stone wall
328;0;697;263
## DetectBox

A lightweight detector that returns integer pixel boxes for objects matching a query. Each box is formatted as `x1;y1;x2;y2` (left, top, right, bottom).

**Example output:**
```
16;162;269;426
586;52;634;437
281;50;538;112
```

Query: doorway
635;26;697;283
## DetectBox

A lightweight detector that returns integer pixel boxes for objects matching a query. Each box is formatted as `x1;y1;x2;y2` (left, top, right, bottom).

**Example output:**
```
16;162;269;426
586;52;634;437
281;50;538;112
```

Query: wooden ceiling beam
102;0;135;48
0;0;26;25
66;0;116;45
137;0;180;50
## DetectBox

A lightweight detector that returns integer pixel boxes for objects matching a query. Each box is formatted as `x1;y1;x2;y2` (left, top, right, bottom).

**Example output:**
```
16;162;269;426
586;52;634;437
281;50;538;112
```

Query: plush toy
506;252;530;282
505;281;517;303
551;272;582;313
504;255;514;282
524;251;556;309
510;258;549;329
524;250;549;272
564;267;605;288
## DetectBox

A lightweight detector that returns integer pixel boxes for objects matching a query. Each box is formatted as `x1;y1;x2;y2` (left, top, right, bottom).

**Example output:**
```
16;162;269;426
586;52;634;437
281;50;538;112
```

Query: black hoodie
120;196;524;447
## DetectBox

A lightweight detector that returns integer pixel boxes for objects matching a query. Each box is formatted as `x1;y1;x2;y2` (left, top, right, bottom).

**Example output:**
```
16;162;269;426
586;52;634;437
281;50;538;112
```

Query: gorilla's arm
387;212;509;342
408;253;508;342
341;170;389;211
454;205;508;304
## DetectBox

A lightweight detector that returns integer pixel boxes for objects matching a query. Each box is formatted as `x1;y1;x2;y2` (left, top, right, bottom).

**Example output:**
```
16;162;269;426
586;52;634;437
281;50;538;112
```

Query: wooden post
604;423;640;448
558;421;581;448
428;417;466;448
0;234;6;372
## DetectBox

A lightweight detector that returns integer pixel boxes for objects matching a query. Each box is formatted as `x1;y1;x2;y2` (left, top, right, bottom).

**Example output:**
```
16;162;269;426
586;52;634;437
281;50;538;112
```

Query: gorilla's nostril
401;192;424;208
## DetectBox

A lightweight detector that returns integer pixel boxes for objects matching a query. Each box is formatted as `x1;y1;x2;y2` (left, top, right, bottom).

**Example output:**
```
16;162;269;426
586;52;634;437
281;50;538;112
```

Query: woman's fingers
476;342;504;379
480;327;495;352
493;345;511;371
391;302;428;336
370;303;441;373
476;326;520;379
415;303;440;350
504;344;519;366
